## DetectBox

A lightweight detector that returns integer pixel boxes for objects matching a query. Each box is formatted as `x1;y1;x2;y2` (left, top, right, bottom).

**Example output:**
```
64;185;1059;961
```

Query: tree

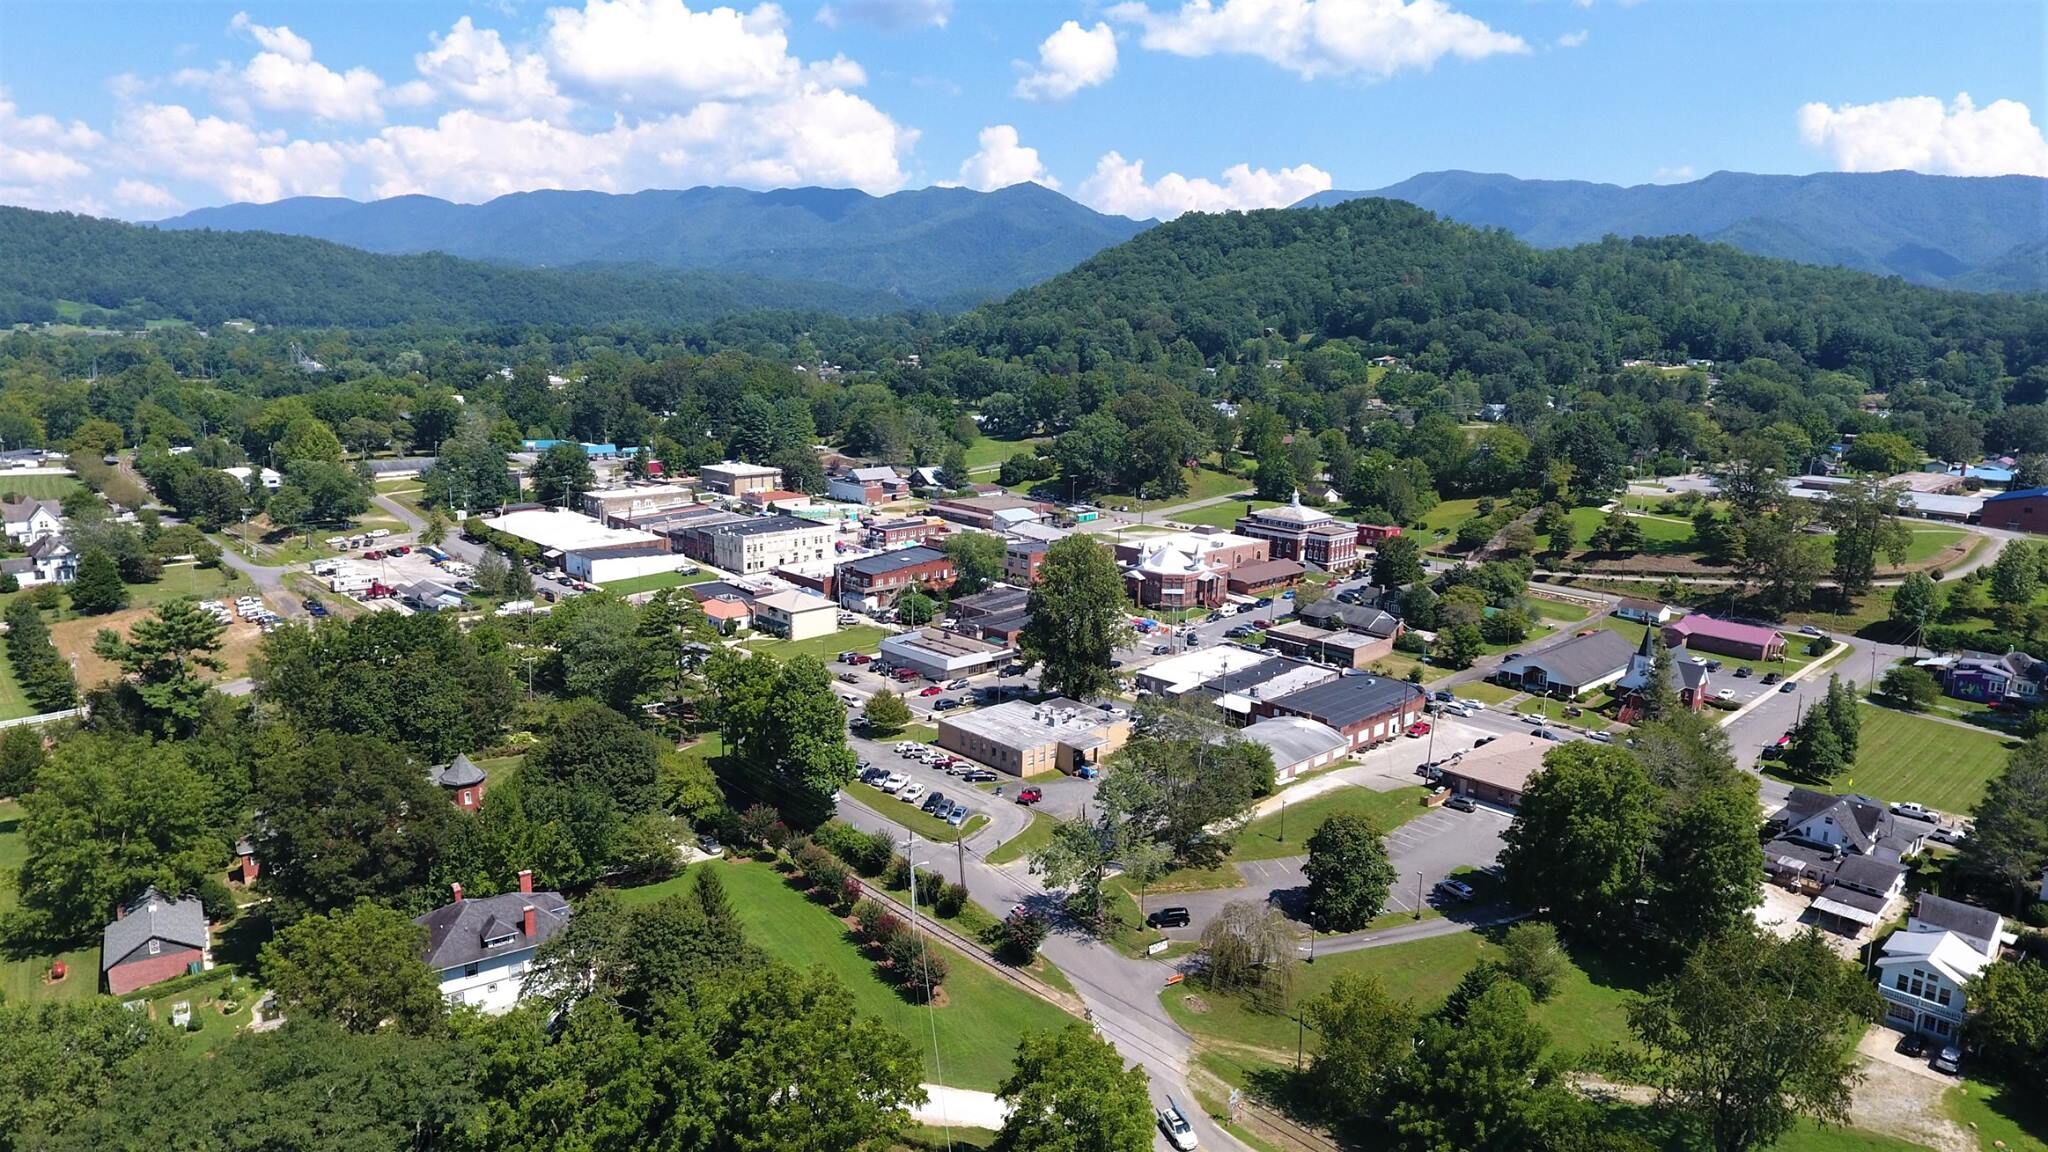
1388;980;1556;1152
1372;533;1425;589
1197;900;1297;1007
1878;665;1940;710
1498;922;1568;1002
1499;743;1657;939
1889;571;1940;637
1963;958;2048;1082
1961;737;2048;912
896;587;937;626
862;688;912;736
1989;541;2041;626
1821;674;1860;764
994;1023;1154;1152
276;415;345;465
0;725;45;797
1305;973;1416;1129
1303;812;1397;931
1589;508;1644;554
761;655;857;826
1785;703;1847;781
1819;479;1911;596
258;901;444;1034
1533;503;1574;555
1254;444;1296;501
1438;622;1485;670
942;531;1006;596
252;732;456;920
1628;927;1880;1152
771;442;827;495
1093;708;1270;869
0;1000;174;1148
1020;536;1131;699
1844;431;1918;475
472;549;510;598
530;442;595;506
90;598;226;736
68;549;127;615
420;509;449;547
3;598;76;713
1649;781;1764;953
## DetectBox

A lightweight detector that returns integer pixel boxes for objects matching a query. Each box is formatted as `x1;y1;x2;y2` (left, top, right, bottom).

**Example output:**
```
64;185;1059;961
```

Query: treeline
2;595;76;713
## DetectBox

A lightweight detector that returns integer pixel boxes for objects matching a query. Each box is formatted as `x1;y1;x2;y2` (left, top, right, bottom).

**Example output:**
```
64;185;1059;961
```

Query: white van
1214;604;1239;618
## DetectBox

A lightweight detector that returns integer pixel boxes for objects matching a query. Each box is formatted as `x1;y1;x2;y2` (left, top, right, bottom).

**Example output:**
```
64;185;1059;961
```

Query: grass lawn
1515;695;1612;731
1130;466;1251;511
472;755;523;786
1167;498;1273;531
0;650;34;720
219;522;337;567
1362;651;1453;683
1600;1103;1937;1152
742;624;889;664
1761;704;2020;813
1417;497;1484;540
600;568;717;596
620;861;1073;1091
844;783;990;843
961;434;1045;471
1233;785;1429;862
1458;680;1522;706
0;562;252;625
1565;506;1697;555
0;800;97;1004
1946;1079;2048;1152
1529;597;1592;623
0;473;84;501
1897;527;1971;566
986;808;1055;866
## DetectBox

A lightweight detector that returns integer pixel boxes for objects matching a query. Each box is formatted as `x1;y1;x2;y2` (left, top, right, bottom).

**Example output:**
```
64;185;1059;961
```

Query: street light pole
1414;870;1423;920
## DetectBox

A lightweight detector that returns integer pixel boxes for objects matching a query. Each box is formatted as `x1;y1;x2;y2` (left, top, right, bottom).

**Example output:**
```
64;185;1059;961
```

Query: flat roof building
1134;645;1273;698
937;697;1131;777
929;494;1053;531
581;482;700;524
698;460;784;496
880;627;1013;680
1261;621;1396;669
706;514;836;575
1236;716;1350;784
1259;675;1427;749
483;508;664;557
836;545;955;611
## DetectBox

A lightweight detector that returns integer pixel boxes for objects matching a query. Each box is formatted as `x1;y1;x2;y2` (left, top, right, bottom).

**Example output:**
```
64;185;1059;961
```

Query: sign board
1147;939;1170;956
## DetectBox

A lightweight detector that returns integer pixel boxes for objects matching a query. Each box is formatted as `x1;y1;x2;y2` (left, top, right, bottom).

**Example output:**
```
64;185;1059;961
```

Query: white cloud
115;102;349;203
210;12;389;122
1078;151;1330;219
1650;164;1694;183
0;88;103;210
955;125;1058;191
1556;29;1587;48
1798;92;2048;177
1015;20;1118;101
1107;0;1527;81
414;17;572;121
545;0;851;103
113;178;180;211
815;0;950;29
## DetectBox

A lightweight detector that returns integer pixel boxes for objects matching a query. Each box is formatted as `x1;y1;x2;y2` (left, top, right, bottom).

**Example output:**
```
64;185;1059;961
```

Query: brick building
836;546;956;612
102;887;209;996
1234;494;1360;571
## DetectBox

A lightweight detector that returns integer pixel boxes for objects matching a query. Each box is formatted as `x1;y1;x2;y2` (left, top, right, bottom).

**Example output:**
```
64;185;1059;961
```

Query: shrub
765;820;792;852
870;911;907;948
990;909;1049;963
886;932;948;1002
736;804;779;848
882;854;912;891
853;899;891;942
793;841;833;879
933;881;967;919
836;873;864;913
1499;922;1568;1002
2022;902;2048;930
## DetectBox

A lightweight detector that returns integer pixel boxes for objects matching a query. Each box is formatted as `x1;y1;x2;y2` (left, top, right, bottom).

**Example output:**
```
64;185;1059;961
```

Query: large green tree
68;549;128;615
1303;811;1398;931
530;441;596;506
1499;743;1657;939
0;997;175;1149
91;597;226;736
942;531;1007;596
1818;479;1911;596
1372;533;1425;589
259;901;445;1034
993;1023;1154;1152
1020;536;1132;699
1962;736;2048;913
1964;958;2048;1083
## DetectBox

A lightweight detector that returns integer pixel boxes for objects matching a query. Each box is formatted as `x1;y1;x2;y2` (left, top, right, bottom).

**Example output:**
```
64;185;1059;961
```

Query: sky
2;0;2043;222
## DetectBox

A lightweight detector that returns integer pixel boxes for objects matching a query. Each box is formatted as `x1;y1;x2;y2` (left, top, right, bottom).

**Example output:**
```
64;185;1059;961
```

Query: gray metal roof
840;546;948;577
416;890;571;971
1268;675;1424;729
435;753;487;787
1297;600;1401;637
1518;629;1635;688
1235;716;1349;768
102;887;208;972
713;514;818;538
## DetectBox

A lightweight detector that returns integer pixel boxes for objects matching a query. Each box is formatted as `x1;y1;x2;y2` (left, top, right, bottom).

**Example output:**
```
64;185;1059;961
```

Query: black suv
1146;907;1193;929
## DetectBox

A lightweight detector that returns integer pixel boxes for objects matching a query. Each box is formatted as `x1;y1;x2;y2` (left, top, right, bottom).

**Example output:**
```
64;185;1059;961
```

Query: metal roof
1267;675;1424;729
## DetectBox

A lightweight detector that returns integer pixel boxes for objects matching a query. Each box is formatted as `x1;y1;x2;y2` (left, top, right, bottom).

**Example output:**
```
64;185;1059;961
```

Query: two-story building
751;590;838;641
697;461;784;498
864;515;947;549
1233;494;1360;572
1982;485;2048;535
826;466;911;506
836;546;955;612
1257;675;1427;750
416;872;571;1014
1876;894;2006;1042
1004;539;1049;585
706;515;836;575
1;496;63;545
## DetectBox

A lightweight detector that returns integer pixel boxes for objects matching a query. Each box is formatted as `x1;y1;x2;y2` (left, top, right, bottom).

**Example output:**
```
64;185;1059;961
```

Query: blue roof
1963;465;2016;482
1985;486;2048;504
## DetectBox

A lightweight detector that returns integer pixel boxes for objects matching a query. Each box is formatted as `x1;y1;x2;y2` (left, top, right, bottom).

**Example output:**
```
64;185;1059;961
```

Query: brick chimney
518;869;533;894
450;882;464;903
522;904;536;939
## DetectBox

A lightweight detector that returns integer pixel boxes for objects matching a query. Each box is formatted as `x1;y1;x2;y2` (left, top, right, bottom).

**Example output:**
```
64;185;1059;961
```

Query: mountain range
152;183;1150;309
1298;170;2048;291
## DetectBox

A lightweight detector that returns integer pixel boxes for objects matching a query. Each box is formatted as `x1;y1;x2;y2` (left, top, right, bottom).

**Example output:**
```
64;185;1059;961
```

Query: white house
414;872;571;1014
2;536;76;586
221;465;283;492
1;496;63;544
1876;894;2004;1041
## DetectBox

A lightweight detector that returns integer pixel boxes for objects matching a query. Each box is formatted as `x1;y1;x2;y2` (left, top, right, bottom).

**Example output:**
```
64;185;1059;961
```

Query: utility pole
955;837;967;901
1414;871;1423;920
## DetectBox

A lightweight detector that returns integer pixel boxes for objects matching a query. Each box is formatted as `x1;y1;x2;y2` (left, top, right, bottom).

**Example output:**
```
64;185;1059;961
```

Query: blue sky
2;0;2042;220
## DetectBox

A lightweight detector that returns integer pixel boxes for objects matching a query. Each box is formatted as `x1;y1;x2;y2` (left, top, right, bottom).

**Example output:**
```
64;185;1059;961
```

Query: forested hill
0;207;913;328
151;182;1151;308
951;197;2048;388
1297;169;2048;291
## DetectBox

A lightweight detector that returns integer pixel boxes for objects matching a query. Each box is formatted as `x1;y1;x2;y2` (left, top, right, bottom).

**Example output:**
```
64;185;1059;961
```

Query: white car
880;772;908;793
1715;688;1737;701
1586;730;1614;743
1456;698;1486;711
1156;1102;1198;1151
898;782;926;804
1931;825;1969;846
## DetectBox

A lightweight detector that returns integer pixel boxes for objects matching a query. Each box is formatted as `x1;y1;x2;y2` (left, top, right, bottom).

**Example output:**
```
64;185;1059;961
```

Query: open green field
1947;1079;2048;1152
1564;506;1697;555
1416;497;1484;539
0;799;97;1004
961;435;1046;471
600;568;717;596
1167;498;1273;531
0;473;84;501
620;861;1073;1090
742;624;889;664
1233;785;1429;862
1895;527;1971;566
0;649;34;720
1529;597;1592;623
1459;680;1522;705
1132;466;1251;511
0;562;250;628
1762;704;2020;813
1600;1104;1938;1152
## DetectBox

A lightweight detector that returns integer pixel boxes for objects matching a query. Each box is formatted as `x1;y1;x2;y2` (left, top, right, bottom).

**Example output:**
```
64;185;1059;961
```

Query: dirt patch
1851;1057;1974;1152
1177;992;1211;1015
52;613;265;688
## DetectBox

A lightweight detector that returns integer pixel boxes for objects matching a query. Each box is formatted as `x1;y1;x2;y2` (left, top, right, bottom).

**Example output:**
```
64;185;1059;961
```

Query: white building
707;515;835;575
752;589;839;641
1133;646;1273;699
1876;894;2005;1042
880;628;1013;680
698;461;784;497
482;508;665;563
580;482;699;523
221;465;283;492
1;496;63;545
1235;716;1350;784
415;873;571;1014
563;541;680;584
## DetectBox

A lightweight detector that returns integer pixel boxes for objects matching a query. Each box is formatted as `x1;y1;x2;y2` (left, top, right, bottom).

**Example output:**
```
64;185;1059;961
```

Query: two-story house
1876;894;2005;1041
835;545;956;612
1;496;63;545
415;872;571;1014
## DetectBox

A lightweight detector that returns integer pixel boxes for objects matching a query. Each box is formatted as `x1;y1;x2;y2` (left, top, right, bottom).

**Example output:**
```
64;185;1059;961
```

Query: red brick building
1117;531;1270;609
1005;539;1049;585
1234;495;1360;572
1225;558;1306;597
102;887;209;996
434;753;488;813
1984;487;2048;536
1356;523;1403;546
836;546;956;612
863;516;948;549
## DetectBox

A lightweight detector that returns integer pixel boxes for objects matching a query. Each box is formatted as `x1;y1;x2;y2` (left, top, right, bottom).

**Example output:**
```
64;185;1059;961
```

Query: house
1496;630;1637;699
1261;621;1394;669
1294;600;1402;640
1258;675;1427;750
700;596;754;633
864;516;949;549
751;590;838;641
836;546;955;612
228;838;259;886
879;627;1013;680
1355;524;1402;546
1005;539;1050;585
416;873;571;1013
741;488;814;513
1942;650;2045;708
937;697;1130;777
581;482;700;524
1225;559;1305;597
1233;494;1360;571
1982;485;2048;535
1437;733;1552;808
1772;788;1929;858
1876;895;2007;1042
1615;597;1676;625
698;461;784;497
1;495;63;544
4;535;77;585
1764;788;1931;933
827;466;911;506
401;581;468;613
102;887;210;996
221;465;283;492
1235;716;1350;784
1662;615;1787;661
433;753;488;812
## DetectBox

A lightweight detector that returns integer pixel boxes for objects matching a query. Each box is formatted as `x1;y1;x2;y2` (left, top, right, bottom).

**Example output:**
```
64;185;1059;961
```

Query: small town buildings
864;516;949;549
699;595;754;632
707;515;836;575
1225;559;1305;597
1133;646;1273;699
1877;894;2006;1041
1497;629;1636;698
1;495;63;544
950;584;1032;644
835;546;955;612
1765;788;1932;934
827;466;911;506
482;508;666;566
751;590;838;641
1235;716;1350;784
221;465;283;492
1293;600;1403;641
1662;615;1787;661
741;488;814;512
1615;597;1676;625
879;627;1013;680
1257;675;1427;750
1616;631;1710;721
937;697;1131;777
563;539;678;583
1188;655;1339;725
1889;471;1966;495
580;482;699;524
698;461;784;497
401;581;469;613
102;887;210;996
929;494;1054;531
3;535;77;585
417;873;571;1013
1005;539;1049;585
1113;531;1266;572
1437;733;1551;808
1982;486;2048;535
1233;494;1360;571
1355;523;1402;546
1117;531;1268;608
433;753;488;812
1941;650;2044;707
1261;621;1395;669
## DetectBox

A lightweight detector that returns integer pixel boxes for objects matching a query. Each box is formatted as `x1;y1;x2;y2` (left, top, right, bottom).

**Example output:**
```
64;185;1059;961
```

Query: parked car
1147;906;1193;929
1932;1045;1962;1075
838;672;860;683
1896;1033;1928;1058
899;782;926;804
1473;735;1497;748
934;698;961;711
1434;878;1476;901
1761;671;1781;685
1445;794;1477;812
921;791;947;814
1015;787;1044;805
1715;688;1737;701
1405;721;1432;738
1930;825;1969;846
1780;680;1797;693
1734;666;1752;678
961;769;997;783
919;685;944;697
1254;596;1273;607
1533;728;1564;742
1152;644;1172;656
1706;659;1724;671
1586;730;1614;743
946;804;968;827
1799;624;1825;637
881;772;908;793
539;589;557;603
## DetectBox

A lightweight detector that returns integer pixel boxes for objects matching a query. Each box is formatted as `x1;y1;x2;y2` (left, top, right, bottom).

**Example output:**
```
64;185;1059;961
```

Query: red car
920;685;944;697
894;668;919;682
1015;787;1044;805
1404;721;1432;738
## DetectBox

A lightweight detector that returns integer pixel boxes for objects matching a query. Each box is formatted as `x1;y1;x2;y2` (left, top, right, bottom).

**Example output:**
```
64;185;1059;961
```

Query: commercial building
1355;523;1403;546
929;494;1053;531
1225;559;1305;597
751;590;839;641
1190;655;1340;725
1235;716;1350;784
707;515;836;575
835;546;956;612
564;539;680;583
581;482;700;524
1258;675;1427;749
1260;621;1395;669
741;488;814;511
1661;615;1787;662
864;516;948;549
1005;539;1050;585
879;627;1014;680
417;873;571;1014
1939;650;2044;708
700;596;754;632
1295;601;1404;641
827;466;911;506
1134;646;1273;698
1982;486;2048;535
482;508;666;564
1234;494;1360;571
950;584;1032;644
1615;597;1676;624
937;697;1131;777
698;460;784;497
102;887;210;996
1437;734;1551;808
1497;629;1636;698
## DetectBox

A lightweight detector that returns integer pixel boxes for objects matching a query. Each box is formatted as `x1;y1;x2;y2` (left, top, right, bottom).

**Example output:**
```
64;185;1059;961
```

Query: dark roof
416;890;571;971
952;585;1030;618
102;887;208;971
1229;558;1306;584
1913;893;2001;945
712;514;817;538
1984;485;2048;504
1832;854;1904;894
1776;789;1891;854
1678;661;1710;691
435;753;487;787
1268;675;1424;729
1819;884;1890;914
1197;655;1306;696
1297;600;1401;637
839;546;949;577
1519;629;1636;687
569;539;671;558
686;580;758;604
